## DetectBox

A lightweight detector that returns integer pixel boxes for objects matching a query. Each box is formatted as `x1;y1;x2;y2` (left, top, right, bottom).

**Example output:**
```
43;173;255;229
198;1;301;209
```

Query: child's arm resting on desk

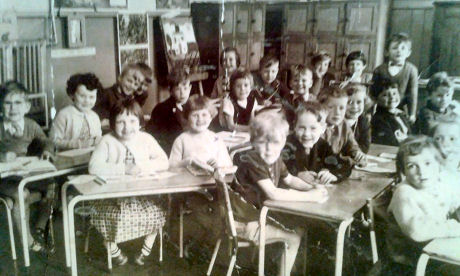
257;177;328;203
282;173;314;190
389;187;460;242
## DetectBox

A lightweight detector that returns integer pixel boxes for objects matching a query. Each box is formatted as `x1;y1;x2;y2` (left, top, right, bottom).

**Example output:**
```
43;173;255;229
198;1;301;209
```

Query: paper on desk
0;157;56;177
379;152;397;160
354;162;395;173
98;171;178;183
366;155;392;163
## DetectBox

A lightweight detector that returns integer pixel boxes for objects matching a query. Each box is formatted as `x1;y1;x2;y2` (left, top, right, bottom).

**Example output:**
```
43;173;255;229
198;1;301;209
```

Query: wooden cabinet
280;1;380;73
191;2;265;76
432;2;460;76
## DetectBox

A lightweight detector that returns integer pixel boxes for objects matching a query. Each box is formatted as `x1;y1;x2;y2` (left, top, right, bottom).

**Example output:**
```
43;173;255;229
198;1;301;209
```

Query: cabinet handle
222;20;226;25
237;20;241;24
251;19;256;24
250;52;255;56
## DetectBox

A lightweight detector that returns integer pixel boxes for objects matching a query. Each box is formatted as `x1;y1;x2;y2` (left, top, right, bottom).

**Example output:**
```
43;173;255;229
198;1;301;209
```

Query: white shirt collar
4;118;25;136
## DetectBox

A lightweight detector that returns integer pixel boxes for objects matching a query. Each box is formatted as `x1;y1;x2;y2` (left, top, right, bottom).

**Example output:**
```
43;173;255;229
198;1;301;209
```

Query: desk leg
367;200;378;264
335;218;353;276
258;207;268;276
416;253;429;276
18;179;30;267
62;183;71;268
68;198;79;276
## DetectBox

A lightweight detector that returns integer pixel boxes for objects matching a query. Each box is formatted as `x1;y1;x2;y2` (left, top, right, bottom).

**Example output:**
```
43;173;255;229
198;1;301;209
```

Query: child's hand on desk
125;164;142;176
309;187;329;203
41;151;54;161
317;170;337;185
354;151;367;167
298;171;317;183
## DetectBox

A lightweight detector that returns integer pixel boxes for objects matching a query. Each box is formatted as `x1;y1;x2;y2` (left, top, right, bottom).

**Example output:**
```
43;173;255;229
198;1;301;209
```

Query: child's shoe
112;252;128;266
29;240;47;256
134;252;147;266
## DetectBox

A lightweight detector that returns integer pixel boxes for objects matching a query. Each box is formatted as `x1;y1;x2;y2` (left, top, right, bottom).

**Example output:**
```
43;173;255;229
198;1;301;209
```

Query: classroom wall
51;17;118;111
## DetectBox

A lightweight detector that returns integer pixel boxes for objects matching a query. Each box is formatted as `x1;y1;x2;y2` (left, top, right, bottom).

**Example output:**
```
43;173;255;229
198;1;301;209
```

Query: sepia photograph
0;1;459;276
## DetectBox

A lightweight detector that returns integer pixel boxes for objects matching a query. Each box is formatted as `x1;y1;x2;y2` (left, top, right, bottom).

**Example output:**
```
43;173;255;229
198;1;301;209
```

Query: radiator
0;40;49;128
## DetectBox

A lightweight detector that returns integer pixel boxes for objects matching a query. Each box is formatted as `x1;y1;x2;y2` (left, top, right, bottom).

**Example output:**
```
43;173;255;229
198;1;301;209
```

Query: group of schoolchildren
0;32;459;274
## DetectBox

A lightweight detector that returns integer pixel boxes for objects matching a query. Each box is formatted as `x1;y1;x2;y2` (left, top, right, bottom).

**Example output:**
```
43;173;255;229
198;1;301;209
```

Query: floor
0;203;456;276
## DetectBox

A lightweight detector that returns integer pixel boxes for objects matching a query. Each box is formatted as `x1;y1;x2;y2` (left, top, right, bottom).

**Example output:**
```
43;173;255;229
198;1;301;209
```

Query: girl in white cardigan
387;136;460;264
49;73;102;150
89;101;169;266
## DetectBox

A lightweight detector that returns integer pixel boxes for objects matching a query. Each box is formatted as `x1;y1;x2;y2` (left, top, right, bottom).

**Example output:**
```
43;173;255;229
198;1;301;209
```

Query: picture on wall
117;13;150;72
120;48;149;67
118;14;148;46
160;17;200;73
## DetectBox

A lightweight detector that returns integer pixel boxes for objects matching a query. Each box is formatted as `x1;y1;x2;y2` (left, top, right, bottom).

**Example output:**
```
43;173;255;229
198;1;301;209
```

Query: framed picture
160;17;200;73
117;13;150;72
66;15;86;48
156;0;189;9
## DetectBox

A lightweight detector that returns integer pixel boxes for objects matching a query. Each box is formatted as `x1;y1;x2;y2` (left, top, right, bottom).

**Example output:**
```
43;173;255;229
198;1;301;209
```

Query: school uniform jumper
349;115;371;153
323;121;361;164
49;105;102;150
88;132;168;243
371;106;411;146
146;96;186;155
283;135;352;182
221;92;257;129
0;117;53;156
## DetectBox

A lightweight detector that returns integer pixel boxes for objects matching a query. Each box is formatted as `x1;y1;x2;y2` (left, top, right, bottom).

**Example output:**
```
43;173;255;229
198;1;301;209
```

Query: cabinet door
315;38;344;71
236;4;250;37
313;2;345;37
251;4;265;36
284;4;309;35
345;2;378;36
343;38;376;72
221;4;235;36
282;37;307;68
249;39;263;71
235;40;249;68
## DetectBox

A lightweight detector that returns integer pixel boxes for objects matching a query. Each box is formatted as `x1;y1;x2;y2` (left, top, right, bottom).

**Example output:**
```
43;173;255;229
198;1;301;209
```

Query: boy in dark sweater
371;79;412;146
146;69;190;154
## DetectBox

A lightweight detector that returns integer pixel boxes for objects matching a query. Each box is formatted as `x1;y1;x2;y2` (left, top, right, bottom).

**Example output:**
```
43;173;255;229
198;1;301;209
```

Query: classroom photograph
0;0;459;275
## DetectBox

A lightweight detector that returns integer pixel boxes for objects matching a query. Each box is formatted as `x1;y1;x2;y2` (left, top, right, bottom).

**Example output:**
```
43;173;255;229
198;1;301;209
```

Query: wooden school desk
61;169;229;276
11;159;88;268
258;144;398;276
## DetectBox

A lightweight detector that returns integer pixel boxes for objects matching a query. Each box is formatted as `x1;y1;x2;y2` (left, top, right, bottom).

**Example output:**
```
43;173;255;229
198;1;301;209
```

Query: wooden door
251;4;265;36
345;2;378;36
221;4;235;36
235;4;250;37
282;37;307;68
235;40;249;69
313;2;345;37
249;39;263;71
284;3;310;35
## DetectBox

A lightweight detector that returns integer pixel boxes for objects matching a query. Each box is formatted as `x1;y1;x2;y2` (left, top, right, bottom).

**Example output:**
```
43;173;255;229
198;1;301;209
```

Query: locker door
345;2;378;36
313;2;345;37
